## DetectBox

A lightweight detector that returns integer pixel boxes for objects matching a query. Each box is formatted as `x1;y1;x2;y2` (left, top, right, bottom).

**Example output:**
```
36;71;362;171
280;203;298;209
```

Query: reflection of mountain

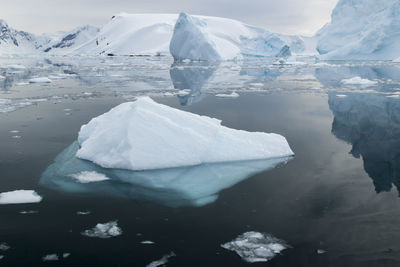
170;62;217;105
329;93;400;194
40;142;291;207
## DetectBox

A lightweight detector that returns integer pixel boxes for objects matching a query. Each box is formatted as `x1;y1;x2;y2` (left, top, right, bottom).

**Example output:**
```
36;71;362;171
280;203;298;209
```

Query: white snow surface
76;97;294;171
68;171;110;183
81;221;122;238
29;77;52;83
221;232;289;263
341;76;378;86
0;190;42;204
316;0;400;60
170;13;304;61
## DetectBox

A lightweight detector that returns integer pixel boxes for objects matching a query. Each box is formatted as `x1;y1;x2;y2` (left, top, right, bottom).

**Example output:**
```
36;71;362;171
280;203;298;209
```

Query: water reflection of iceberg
40;142;292;207
170;62;217;105
329;93;400;194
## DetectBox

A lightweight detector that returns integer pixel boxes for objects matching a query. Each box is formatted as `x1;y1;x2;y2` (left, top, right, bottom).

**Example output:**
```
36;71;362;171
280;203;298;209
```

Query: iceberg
41;142;292;207
221;232;289;263
170;13;303;61
81;220;122;238
316;0;400;60
76;97;293;170
0;190;42;204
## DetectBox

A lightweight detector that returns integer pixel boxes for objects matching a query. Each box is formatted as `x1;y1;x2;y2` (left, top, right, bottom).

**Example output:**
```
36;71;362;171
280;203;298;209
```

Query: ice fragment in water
81;221;122;238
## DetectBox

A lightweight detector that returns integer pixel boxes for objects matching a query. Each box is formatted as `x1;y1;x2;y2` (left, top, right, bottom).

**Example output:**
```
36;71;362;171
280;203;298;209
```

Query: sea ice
215;92;239;98
76;97;294;171
81;221;122;238
0;243;10;251
341;77;377;86
68;171;110;183
221;232;289;263
29;77;52;83
146;252;176;267
0;190;42;204
42;254;59;261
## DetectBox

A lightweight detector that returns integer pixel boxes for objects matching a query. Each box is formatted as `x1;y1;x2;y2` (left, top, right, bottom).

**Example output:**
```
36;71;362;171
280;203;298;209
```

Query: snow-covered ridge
316;0;400;60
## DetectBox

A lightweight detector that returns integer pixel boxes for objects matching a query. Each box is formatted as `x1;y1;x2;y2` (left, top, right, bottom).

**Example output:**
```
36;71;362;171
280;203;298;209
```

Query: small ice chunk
0;190;42;204
77;211;91;215
0;255;3;260
177;89;191;96
387;94;400;99
336;94;348;98
68;171;110;183
341;77;377;86
9;130;20;134
141;240;155;245
63;253;70;258
146;252;176;267
29;77;52;83
221;232;289;263
19;210;38;214
11;136;21;139
0;243;10;251
317;249;326;254
42;254;59;261
215;92;239;98
81;221;122;238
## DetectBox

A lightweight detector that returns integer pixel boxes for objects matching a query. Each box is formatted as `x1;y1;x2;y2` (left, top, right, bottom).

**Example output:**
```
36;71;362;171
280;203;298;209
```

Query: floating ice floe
317;249;327;254
146;252;176;267
221;232;289;263
141;240;155;245
0;255;3;260
77;211;91;215
68;171;110;183
19;210;38;214
215;92;239;98
29;77;52;83
63;253;70;258
0;190;42;204
341;76;378;86
42;254;59;261
0;243;10;251
81;221;122;238
76;97;294;171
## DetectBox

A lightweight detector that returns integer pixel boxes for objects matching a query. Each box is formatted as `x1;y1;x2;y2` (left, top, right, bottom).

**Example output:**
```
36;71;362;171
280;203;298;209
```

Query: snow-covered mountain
316;0;400;60
0;20;99;55
74;12;304;58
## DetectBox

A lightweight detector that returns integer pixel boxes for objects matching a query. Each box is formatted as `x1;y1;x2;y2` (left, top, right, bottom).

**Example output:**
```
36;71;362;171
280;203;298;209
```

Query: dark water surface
1;57;400;266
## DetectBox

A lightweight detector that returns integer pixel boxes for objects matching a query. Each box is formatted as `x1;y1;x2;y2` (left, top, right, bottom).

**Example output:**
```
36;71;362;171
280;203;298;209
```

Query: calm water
1;57;400;266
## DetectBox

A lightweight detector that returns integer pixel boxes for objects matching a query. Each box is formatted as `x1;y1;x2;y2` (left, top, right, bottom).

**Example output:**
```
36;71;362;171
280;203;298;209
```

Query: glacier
76;97;294;170
316;0;400;60
41;141;291;207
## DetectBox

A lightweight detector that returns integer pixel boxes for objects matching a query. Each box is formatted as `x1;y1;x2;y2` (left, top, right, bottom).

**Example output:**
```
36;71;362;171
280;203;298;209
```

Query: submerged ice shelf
41;142;292;207
76;97;294;170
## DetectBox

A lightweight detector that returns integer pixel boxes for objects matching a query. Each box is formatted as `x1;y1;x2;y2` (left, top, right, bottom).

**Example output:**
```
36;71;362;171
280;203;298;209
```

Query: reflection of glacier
316;65;400;91
40;142;292;207
329;93;400;194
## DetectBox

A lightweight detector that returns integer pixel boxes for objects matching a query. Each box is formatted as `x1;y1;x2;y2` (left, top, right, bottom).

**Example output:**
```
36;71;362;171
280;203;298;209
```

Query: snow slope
316;0;400;60
170;12;304;61
76;97;294;170
74;13;304;58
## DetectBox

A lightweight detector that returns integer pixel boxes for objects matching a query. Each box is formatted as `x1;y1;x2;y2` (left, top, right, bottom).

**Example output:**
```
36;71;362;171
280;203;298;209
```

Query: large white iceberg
76;97;293;170
316;0;400;60
170;13;304;61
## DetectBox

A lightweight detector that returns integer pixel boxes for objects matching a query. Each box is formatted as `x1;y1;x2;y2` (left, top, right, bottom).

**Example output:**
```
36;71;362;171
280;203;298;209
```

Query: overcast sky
1;0;338;36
